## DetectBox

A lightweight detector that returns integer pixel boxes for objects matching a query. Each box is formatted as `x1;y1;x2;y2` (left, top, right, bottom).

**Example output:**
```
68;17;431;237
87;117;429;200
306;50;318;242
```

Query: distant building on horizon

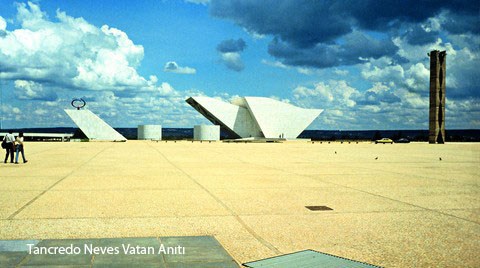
186;96;323;139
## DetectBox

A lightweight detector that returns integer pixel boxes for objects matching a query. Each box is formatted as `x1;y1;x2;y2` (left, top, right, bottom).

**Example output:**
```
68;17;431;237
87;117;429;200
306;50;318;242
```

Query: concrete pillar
429;50;446;144
138;125;162;140
193;125;220;141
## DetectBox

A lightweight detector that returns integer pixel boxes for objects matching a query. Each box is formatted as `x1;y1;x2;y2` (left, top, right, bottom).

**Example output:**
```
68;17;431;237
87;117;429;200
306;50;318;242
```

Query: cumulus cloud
14;80;58;101
219;52;244;72
0;16;6;33
361;58;405;84
261;59;323;75
292;79;427;129
0;2;164;94
209;0;479;130
358;83;401;105
405;24;439;46
440;10;480;35
333;69;349;76
392;34;480;99
210;0;478;69
268;31;398;69
216;38;246;71
293;80;360;109
261;59;288;69
211;1;351;47
0;2;209;129
293;47;479;130
2;81;210;129
163;61;196;74
216;38;246;53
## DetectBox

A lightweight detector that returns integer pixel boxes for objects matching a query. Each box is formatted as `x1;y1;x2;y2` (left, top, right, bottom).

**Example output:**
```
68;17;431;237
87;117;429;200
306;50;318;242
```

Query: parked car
395;138;410;143
375;138;394;144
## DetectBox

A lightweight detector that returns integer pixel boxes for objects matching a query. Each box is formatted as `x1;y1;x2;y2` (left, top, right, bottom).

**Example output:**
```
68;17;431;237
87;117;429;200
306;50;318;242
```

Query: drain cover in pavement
305;205;333;211
242;250;380;268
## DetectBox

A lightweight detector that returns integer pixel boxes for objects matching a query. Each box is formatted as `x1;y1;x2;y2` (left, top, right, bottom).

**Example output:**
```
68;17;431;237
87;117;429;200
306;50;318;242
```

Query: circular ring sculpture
71;98;86;110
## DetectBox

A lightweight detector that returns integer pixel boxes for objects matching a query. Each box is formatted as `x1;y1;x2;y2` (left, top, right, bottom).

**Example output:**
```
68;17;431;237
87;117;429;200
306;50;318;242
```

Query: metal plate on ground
242;250;380;268
305;205;333;211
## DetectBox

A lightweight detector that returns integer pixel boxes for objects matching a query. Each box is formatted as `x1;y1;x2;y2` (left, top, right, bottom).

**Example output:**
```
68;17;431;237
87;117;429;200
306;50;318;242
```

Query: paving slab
53;173;198;191
191;173;332;189
0;191;43;219
0;141;478;267
0;236;237;267
0;177;61;191
14;189;230;219
240;211;480;267
211;187;422;215
366;185;480;210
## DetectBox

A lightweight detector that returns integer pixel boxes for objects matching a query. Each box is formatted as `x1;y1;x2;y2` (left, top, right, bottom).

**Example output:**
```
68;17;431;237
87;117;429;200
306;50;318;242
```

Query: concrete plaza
0;141;479;267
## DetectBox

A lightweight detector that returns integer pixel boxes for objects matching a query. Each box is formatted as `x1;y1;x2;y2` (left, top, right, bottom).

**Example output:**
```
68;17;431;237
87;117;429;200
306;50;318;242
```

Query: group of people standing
2;131;28;164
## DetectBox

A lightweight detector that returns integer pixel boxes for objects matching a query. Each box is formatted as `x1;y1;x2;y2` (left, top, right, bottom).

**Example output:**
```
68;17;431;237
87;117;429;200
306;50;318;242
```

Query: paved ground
0;141;479;267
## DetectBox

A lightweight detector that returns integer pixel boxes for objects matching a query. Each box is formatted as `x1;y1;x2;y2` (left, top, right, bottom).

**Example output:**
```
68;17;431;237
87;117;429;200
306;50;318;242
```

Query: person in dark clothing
3;130;15;163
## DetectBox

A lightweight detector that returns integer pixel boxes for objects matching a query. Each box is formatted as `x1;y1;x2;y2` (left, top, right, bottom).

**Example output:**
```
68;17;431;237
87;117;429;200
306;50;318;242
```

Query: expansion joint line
210;148;480;226
309;176;480;225
350;162;479;189
7;144;113;220
146;142;282;255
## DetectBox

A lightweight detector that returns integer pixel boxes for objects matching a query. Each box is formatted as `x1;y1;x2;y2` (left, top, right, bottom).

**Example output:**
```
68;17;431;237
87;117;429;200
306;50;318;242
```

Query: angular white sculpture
186;96;323;139
64;109;127;141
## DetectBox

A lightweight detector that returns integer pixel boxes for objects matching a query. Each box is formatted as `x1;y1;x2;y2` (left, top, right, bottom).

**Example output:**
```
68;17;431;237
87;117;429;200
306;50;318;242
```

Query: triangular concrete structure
186;97;262;138
244;97;322;139
64;109;126;141
186;96;323;139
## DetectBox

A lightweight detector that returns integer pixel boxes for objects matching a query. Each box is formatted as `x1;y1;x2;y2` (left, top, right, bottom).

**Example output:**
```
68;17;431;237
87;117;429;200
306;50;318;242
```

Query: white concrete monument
186;96;323;139
138;125;162;140
64;109;126;141
194;125;220;141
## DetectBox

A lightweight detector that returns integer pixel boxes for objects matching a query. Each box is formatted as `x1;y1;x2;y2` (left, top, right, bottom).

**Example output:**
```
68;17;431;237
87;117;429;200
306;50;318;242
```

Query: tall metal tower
428;50;446;144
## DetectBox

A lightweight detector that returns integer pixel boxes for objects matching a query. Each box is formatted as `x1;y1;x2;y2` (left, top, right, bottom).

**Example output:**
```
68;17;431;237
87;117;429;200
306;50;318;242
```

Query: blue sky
0;0;478;130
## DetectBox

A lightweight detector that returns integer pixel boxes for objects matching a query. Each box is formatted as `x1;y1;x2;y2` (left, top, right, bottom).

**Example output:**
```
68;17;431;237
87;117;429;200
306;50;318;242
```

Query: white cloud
163;61;196;74
372;32;479;100
297;68;313;75
184;0;210;5
261;59;320;75
404;63;429;92
0;2;212;129
14;80;58;101
34;108;48;115
361;57;404;83
244;28;265;39
158;82;177;96
291;78;431;130
0;16;6;32
219;52;244;72
333;69;349;76
261;59;288;69
293;80;359;108
0;2;170;95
